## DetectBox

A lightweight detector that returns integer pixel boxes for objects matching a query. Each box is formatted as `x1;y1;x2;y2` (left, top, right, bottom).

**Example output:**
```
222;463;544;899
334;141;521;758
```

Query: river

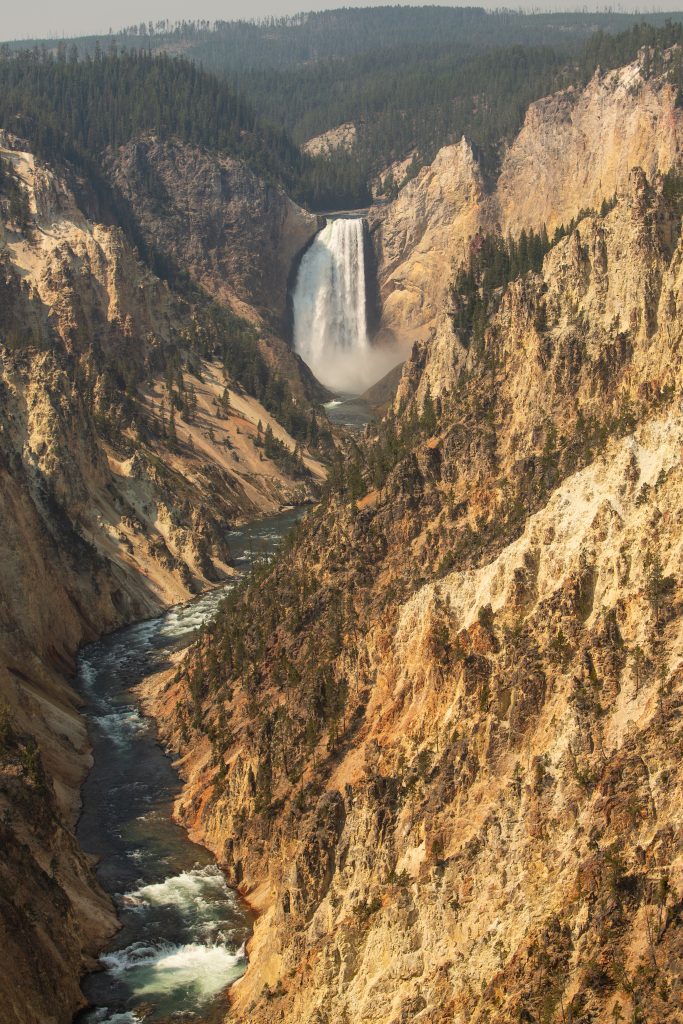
324;394;373;430
73;506;306;1024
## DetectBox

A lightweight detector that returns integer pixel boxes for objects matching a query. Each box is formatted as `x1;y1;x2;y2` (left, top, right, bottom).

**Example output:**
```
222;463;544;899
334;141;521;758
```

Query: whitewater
293;217;375;393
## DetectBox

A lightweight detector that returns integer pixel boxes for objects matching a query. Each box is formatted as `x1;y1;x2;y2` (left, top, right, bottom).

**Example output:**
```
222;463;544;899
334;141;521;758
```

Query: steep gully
73;217;376;1022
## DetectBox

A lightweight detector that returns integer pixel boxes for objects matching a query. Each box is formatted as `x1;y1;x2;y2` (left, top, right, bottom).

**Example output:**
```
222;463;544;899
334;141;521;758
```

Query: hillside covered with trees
5;9;683;204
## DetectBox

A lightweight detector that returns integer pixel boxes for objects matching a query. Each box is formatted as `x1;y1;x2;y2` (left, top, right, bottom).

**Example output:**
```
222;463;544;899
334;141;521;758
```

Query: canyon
0;129;325;1022
149;67;683;1024
1;36;683;1024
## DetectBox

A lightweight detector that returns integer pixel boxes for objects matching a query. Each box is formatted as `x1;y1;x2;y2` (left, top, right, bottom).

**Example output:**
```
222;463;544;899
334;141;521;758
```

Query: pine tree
168;402;177;445
421;385;437;434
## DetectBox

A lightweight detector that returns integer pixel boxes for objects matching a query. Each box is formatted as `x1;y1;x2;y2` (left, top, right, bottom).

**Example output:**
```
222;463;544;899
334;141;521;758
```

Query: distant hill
4;8;683;205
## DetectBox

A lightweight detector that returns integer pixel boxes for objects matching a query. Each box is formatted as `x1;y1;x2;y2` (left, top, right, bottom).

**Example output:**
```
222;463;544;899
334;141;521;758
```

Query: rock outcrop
370;52;683;343
303;123;357;157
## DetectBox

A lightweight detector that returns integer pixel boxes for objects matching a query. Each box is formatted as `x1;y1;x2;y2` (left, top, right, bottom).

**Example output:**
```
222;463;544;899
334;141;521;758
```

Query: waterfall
293;217;371;394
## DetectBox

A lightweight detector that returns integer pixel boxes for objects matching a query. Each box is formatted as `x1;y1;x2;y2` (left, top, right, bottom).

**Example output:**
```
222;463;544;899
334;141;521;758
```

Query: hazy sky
6;1;678;41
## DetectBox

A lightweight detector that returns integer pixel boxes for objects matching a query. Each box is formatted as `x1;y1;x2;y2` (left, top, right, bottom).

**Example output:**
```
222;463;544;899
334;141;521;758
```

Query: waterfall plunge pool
73;507;306;1024
324;395;373;430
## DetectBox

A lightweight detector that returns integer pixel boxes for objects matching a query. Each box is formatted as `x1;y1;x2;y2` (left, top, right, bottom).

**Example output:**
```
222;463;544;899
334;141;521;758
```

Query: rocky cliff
0;133;325;1023
147;167;683;1024
369;137;485;344
497;54;683;237
107;136;322;397
370;52;683;344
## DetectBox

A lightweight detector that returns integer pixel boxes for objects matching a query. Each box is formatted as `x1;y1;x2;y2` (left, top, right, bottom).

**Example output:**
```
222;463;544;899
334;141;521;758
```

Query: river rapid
73;507;305;1024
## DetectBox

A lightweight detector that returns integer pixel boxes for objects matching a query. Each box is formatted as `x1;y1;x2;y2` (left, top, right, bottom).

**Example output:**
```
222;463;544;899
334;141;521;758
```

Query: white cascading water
293;217;371;394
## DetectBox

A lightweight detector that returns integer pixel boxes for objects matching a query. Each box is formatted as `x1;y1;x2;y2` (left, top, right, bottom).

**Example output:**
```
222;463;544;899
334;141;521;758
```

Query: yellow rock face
371;55;683;345
146;167;683;1024
369;137;486;342
497;59;683;236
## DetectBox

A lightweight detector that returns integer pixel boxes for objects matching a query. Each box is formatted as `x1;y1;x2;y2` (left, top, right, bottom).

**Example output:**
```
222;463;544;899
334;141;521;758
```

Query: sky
5;0;678;41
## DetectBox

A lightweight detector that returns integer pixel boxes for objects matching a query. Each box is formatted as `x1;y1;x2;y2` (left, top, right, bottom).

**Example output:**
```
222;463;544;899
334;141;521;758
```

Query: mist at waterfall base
293;217;402;395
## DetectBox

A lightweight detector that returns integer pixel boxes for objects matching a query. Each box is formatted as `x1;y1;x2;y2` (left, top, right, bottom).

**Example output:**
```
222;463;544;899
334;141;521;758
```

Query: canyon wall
107;136;322;397
368;137;485;344
152;167;683;1024
370;53;683;344
497;56;683;236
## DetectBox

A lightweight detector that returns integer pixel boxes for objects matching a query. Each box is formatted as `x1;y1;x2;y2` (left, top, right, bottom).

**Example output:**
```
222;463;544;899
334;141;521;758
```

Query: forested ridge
0;52;308;199
234;17;683;190
5;8;683;204
8;8;681;70
0;48;375;209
